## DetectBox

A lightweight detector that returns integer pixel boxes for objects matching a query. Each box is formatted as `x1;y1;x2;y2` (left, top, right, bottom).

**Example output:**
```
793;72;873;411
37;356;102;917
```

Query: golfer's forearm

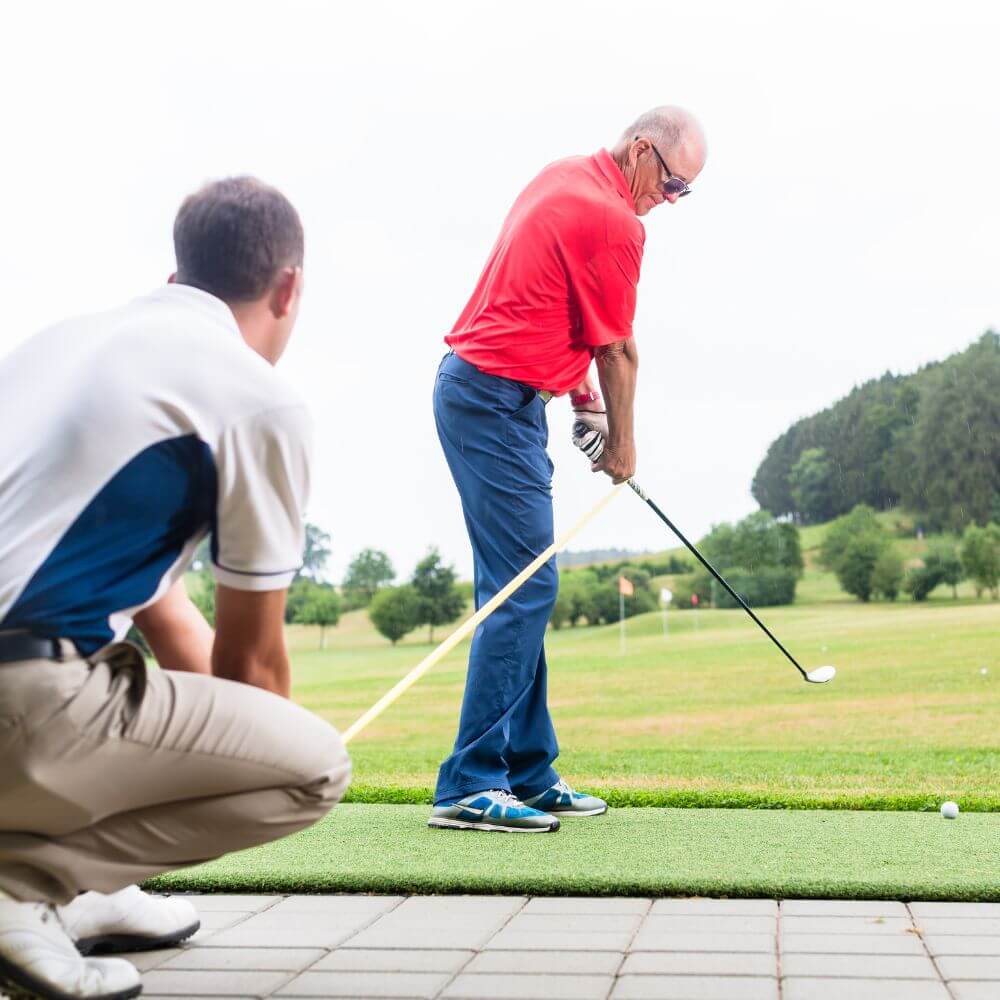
133;580;213;674
212;649;291;697
594;338;638;445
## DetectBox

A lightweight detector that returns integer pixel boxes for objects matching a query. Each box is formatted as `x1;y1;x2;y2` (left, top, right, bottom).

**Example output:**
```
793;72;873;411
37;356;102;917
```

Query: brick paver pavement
95;895;1000;999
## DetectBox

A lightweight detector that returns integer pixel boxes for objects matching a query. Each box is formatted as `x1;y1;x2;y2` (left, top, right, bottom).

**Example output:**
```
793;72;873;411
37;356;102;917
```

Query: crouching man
0;177;351;1000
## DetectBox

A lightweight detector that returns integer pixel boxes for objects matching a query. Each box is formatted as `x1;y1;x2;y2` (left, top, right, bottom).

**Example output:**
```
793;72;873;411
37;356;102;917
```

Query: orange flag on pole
618;576;634;597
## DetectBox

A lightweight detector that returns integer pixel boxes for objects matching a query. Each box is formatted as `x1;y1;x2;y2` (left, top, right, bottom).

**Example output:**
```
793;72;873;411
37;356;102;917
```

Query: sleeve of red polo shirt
572;236;644;347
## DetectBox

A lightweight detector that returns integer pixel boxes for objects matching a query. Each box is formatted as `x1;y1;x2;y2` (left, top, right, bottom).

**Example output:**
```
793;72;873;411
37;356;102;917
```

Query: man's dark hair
173;176;304;303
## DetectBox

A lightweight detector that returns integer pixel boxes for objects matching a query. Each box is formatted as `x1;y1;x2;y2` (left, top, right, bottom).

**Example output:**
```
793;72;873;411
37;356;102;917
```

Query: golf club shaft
342;483;626;744
627;479;809;681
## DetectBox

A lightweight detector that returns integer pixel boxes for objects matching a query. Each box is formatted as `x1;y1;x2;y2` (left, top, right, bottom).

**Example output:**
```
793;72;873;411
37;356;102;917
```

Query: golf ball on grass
940;801;959;819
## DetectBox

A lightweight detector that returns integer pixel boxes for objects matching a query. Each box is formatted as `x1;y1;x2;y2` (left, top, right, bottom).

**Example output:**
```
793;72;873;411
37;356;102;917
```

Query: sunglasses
639;137;692;198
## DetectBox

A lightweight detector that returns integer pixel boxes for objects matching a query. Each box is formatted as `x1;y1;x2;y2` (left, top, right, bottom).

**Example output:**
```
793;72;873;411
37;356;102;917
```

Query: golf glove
572;416;606;462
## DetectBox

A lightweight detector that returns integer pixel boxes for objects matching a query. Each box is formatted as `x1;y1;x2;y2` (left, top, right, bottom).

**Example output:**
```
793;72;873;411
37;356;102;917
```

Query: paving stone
522;897;650;915
918;918;1000;935
467;950;623;974
951;984;1000;1000
780;916;913;935
781;900;908;917
201;924;360;949
228;912;376;931
311;949;473;972
345;925;499;950
160;948;326;971
781;953;938;978
780;933;925;955
142;996;256;1000
782;979;951;999
196;911;257;931
443;973;613;999
611;974;778;998
650;899;777;916
911;902;1000;919
639;915;777;936
634;916;776;945
276;970;450;998
129;948;182;971
392;896;525;915
141;969;291;996
170;895;281;912
631;932;776;954
266;895;403;915
484;929;633;951
924;935;1000;956
504;913;641;933
620;952;776;976
937;955;1000;979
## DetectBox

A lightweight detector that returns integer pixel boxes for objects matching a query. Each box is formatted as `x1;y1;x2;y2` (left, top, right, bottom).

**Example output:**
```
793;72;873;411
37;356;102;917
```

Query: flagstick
619;589;625;656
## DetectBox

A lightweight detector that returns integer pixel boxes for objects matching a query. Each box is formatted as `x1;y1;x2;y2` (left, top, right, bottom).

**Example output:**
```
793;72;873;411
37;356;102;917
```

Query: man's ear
167;272;177;284
270;267;301;319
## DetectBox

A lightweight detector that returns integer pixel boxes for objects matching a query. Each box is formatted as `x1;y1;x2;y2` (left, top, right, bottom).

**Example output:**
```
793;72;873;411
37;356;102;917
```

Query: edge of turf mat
344;783;1000;812
146;804;1000;901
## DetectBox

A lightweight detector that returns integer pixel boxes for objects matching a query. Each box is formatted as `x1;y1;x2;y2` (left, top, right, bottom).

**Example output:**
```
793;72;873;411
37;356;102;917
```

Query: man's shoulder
517;154;642;251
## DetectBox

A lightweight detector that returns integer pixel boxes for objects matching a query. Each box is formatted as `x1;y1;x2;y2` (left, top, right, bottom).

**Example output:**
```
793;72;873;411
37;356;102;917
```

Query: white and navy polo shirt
0;283;312;655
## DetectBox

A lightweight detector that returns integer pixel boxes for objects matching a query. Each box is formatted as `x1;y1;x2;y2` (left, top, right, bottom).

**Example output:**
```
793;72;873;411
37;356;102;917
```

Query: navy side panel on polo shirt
3;436;216;653
0;284;313;654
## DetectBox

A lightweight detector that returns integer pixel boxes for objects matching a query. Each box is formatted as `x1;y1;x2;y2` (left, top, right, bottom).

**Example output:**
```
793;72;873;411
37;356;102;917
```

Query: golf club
573;421;836;685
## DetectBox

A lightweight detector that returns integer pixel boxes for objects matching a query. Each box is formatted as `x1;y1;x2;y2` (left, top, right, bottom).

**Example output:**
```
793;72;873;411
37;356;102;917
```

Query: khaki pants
0;642;351;903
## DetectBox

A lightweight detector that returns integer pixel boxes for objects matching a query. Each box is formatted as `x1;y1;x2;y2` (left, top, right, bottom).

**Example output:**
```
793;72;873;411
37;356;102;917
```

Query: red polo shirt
445;149;645;395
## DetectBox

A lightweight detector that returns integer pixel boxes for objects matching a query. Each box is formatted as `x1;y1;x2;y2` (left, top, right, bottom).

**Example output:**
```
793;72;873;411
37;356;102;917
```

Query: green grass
291;597;1000;810
146;804;1000;900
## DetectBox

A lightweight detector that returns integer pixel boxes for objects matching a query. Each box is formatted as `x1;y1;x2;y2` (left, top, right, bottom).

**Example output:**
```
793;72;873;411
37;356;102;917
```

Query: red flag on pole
691;593;699;606
618;576;634;596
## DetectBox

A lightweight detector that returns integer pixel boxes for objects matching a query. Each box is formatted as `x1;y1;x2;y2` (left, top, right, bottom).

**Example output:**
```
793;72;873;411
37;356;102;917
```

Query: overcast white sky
1;1;997;581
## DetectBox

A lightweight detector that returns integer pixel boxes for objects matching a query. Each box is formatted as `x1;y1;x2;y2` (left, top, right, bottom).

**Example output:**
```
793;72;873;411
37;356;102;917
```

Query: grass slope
146;804;1000;901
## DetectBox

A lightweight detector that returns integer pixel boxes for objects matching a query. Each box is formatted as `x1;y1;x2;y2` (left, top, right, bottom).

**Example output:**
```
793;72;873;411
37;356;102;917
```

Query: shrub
834;535;886;602
960;523;1000;598
904;566;942;601
871;546;904;600
712;567;798;609
368;585;422;645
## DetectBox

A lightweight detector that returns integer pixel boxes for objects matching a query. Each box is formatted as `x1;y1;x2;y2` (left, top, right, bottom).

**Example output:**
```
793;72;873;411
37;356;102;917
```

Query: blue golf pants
433;352;560;805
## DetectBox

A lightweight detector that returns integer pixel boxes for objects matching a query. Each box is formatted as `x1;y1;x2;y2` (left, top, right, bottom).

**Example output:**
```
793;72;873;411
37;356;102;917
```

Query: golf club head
805;665;836;684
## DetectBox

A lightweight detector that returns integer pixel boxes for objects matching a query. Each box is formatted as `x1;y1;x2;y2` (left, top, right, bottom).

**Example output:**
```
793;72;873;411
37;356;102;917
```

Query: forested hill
751;332;1000;531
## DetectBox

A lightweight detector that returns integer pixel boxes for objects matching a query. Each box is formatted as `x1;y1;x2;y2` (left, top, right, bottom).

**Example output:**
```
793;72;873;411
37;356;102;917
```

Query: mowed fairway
288;595;1000;810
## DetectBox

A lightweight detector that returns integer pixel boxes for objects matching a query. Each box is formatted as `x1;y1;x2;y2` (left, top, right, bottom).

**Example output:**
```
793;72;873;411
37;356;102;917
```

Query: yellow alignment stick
342;482;625;744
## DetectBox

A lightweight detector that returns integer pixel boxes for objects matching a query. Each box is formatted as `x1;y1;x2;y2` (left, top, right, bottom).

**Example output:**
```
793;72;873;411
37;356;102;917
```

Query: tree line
752;331;1000;531
183;529;467;648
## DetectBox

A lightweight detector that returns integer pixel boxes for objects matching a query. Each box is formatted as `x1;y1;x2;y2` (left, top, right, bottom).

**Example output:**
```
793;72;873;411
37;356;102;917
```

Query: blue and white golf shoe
522;778;608;817
428;790;560;833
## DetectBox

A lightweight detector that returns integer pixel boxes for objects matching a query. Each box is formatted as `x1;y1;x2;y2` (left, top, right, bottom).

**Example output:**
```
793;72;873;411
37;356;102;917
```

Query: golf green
146;804;1000;901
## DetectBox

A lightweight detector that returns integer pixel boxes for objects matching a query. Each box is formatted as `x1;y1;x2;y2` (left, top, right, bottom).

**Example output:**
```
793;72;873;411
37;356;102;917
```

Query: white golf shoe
59;885;200;955
0;899;140;1000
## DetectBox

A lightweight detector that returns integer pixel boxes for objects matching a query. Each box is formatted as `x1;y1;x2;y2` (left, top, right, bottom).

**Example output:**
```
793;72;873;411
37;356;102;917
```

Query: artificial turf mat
146;804;1000;901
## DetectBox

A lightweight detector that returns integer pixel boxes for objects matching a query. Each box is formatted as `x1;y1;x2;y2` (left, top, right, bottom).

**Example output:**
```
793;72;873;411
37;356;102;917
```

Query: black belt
0;630;66;665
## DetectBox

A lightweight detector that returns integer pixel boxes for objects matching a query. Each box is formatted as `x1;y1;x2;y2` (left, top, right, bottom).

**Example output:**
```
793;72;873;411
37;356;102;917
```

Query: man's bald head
617;106;705;157
611;105;707;216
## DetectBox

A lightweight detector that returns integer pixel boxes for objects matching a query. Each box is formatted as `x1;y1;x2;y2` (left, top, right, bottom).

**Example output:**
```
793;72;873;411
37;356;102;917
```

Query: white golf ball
940;801;959;819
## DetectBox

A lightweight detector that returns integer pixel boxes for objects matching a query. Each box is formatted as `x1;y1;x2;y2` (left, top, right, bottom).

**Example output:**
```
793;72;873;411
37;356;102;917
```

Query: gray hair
619;106;702;152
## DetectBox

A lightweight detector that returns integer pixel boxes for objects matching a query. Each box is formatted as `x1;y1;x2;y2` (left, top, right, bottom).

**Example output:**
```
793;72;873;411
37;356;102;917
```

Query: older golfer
0;178;350;1000
429;106;706;833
